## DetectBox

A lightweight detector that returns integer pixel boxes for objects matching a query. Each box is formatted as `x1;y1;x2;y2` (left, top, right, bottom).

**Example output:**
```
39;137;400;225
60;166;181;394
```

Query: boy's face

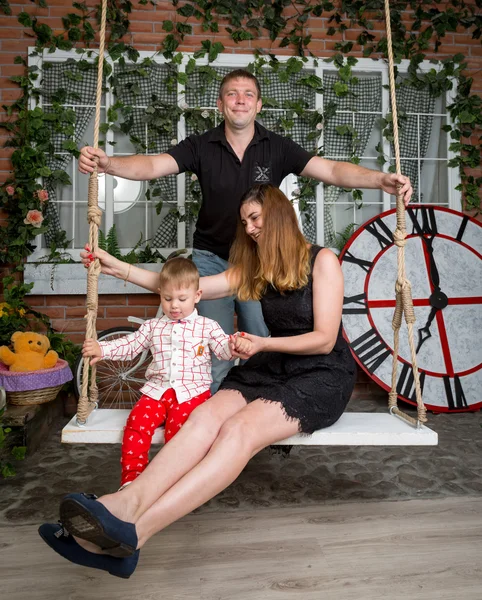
159;282;202;320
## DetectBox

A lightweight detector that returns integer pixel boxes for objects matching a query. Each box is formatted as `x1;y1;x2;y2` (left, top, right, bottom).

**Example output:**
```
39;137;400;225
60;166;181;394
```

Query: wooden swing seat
61;409;438;446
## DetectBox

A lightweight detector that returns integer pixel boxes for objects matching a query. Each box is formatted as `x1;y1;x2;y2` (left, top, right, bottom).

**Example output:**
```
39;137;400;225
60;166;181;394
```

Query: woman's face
240;200;263;243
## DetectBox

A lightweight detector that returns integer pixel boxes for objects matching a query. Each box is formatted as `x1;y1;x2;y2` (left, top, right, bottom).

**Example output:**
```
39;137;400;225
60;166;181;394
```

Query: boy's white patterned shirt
98;309;232;403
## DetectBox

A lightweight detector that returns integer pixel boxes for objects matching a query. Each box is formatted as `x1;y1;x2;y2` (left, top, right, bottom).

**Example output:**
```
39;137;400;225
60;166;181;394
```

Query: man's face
217;77;262;131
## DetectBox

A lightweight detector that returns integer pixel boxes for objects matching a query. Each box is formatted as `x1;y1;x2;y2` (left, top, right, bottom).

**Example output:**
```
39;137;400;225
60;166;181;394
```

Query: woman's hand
229;332;266;360
82;339;102;365
79;146;110;175
80;245;128;279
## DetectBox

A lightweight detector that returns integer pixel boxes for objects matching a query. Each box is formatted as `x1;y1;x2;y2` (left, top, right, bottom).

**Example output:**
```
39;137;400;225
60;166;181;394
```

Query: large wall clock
339;205;482;413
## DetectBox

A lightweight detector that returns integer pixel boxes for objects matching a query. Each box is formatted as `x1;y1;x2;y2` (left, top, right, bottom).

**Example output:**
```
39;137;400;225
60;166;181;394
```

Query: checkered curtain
182;67;231;244
256;71;316;148
113;62;178;248
41;62;98;245
394;84;436;201
319;74;382;246
257;72;318;243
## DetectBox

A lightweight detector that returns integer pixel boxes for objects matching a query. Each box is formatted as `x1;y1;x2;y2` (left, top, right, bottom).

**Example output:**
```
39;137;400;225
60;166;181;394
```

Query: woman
39;184;356;579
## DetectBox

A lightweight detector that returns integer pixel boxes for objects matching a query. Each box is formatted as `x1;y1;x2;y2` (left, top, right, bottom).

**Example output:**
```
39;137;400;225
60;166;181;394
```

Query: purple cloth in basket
0;359;73;392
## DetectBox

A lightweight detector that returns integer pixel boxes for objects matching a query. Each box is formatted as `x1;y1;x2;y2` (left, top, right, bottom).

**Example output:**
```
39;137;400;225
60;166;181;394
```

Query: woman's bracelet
124;263;132;287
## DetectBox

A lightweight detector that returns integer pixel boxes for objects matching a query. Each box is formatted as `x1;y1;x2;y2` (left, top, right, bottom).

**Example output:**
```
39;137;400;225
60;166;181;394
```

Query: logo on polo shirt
253;163;271;183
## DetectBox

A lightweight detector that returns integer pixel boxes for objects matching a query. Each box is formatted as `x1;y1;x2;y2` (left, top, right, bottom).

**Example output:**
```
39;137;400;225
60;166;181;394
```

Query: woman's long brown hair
229;184;311;301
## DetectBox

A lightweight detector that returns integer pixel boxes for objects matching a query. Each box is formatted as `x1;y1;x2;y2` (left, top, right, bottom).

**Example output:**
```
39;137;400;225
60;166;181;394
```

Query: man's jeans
192;249;269;393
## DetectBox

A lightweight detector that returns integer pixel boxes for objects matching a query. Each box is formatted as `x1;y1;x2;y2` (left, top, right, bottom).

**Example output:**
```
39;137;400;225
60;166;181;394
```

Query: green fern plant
333;223;357;252
123;233;149;263
97;225;123;259
106;225;122;259
98;228;107;251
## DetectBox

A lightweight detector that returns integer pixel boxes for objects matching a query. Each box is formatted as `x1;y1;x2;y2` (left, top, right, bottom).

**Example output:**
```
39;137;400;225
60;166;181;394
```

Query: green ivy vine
0;0;480;271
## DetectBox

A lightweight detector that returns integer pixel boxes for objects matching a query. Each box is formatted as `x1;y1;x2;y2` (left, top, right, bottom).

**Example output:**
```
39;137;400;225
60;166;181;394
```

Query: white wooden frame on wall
25;49;460;294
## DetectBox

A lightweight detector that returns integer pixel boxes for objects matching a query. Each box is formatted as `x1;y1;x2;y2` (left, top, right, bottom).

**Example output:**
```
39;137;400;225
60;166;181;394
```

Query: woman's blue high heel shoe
38;522;139;579
59;493;138;557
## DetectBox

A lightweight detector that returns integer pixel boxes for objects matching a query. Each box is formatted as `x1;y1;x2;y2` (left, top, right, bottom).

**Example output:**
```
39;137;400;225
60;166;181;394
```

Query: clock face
340;205;482;412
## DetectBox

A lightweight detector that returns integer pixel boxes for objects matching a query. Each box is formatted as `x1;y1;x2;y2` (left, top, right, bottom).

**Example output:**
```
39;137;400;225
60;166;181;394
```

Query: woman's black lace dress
219;245;356;434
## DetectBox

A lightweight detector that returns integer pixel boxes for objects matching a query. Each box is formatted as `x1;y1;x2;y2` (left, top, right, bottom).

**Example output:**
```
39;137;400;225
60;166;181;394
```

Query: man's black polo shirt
167;121;312;260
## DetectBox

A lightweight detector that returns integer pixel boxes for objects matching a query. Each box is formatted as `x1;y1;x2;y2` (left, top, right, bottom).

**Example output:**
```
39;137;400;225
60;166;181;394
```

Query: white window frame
25;49;461;290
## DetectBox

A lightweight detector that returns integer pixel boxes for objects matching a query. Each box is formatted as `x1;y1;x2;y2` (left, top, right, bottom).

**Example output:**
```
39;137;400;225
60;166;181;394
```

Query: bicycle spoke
74;327;152;410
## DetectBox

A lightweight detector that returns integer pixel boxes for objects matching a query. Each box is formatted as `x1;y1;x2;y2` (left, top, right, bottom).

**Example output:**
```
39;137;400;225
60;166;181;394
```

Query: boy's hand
229;333;257;359
82;339;102;365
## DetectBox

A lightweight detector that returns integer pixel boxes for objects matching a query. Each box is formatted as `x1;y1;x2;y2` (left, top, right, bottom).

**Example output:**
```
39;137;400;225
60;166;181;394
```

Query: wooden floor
3;497;482;600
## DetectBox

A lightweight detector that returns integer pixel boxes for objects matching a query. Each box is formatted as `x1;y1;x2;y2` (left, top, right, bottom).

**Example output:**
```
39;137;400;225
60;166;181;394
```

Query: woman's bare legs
72;392;298;553
133;396;299;547
96;390;247;523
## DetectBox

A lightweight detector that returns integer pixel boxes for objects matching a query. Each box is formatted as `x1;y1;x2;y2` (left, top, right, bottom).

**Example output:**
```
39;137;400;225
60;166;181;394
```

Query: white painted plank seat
62;409;438;446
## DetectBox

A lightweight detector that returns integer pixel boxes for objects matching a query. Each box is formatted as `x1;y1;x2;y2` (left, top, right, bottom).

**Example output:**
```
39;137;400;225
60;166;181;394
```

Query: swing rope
75;0;427;428
384;0;427;425
76;0;108;425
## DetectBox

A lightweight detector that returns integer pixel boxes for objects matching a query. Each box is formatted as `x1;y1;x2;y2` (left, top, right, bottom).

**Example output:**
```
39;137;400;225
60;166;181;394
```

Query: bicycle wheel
73;327;151;409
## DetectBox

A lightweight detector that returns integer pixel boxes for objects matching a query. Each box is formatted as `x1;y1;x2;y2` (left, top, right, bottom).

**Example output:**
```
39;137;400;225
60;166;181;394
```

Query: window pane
420;160;449;205
151;200;179;249
74;202;99;246
114;203;148;248
301;201;317;244
323;72;382;162
425;115;448;159
327;202;356;247
358;114;383;158
30;53;459;259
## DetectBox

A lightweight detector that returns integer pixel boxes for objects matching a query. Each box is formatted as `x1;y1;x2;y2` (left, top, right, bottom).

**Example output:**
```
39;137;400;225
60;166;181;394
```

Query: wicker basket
6;384;63;406
0;359;73;407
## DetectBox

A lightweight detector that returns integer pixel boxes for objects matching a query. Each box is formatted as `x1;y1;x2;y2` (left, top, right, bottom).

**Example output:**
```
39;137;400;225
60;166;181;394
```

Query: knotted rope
76;0;108;424
74;0;427;428
384;0;427;425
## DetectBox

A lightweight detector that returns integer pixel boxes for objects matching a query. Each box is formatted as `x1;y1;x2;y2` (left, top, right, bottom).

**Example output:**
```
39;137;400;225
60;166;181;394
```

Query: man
79;68;412;391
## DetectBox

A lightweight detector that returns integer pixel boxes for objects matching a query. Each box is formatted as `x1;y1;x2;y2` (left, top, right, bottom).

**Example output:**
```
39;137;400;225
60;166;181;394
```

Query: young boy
83;257;249;488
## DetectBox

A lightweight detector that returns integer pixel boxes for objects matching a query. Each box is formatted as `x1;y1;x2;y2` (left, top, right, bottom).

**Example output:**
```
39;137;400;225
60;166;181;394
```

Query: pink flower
24;210;44;228
36;189;49;203
6;185;15;196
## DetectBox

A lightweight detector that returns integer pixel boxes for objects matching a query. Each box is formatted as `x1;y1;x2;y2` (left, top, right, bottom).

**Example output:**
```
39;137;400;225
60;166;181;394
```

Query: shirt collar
160;308;199;325
208;120;269;146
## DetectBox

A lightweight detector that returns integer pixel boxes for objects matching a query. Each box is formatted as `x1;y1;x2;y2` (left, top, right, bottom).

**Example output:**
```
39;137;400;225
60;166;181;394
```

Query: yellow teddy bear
0;331;58;372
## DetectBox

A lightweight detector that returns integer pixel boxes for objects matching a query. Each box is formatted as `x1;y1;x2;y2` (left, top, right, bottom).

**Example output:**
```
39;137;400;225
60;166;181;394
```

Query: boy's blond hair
159;257;199;290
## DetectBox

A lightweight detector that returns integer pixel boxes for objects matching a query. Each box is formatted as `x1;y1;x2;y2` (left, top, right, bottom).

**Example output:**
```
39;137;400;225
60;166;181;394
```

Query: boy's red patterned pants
120;388;211;486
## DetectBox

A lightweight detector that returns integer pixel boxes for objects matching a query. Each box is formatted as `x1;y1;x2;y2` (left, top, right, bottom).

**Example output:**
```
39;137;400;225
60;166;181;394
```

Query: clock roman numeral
407;207;438;237
350;328;391;374
456;215;469;242
365;217;394;250
396;362;426;403
443;375;468;410
343;293;368;315
342;250;373;273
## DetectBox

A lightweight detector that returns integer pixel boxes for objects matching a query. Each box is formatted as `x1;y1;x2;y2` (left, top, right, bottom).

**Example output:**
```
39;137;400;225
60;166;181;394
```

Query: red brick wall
26;292;162;344
1;1;481;397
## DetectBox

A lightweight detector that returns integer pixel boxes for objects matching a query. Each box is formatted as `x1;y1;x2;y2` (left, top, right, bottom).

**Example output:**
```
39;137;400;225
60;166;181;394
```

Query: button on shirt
98;309;233;403
167;121;312;260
